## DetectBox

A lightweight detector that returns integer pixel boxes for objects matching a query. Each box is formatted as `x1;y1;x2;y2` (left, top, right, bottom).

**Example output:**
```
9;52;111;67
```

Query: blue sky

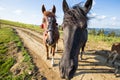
0;0;120;28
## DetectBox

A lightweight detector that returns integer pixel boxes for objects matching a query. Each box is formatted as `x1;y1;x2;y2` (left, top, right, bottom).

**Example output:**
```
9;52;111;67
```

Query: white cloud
31;14;39;18
93;0;96;6
101;15;106;19
13;9;23;15
111;17;116;21
96;15;106;20
91;0;96;9
88;13;97;18
111;22;116;26
0;6;5;10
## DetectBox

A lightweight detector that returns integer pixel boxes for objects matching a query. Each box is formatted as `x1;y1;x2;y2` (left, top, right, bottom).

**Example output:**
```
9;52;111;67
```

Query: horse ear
63;0;69;13
84;0;93;14
42;5;46;13
52;5;56;14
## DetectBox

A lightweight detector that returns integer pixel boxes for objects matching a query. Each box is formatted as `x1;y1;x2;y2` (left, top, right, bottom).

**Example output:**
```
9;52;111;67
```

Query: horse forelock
63;5;88;29
43;11;56;17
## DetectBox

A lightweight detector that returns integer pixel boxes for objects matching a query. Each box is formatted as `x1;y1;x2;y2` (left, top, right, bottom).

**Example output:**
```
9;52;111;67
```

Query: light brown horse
41;5;59;66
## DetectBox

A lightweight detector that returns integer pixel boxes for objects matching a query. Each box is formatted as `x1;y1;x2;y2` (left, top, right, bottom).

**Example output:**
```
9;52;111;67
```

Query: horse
59;0;93;79
41;5;59;66
106;42;120;65
80;29;88;60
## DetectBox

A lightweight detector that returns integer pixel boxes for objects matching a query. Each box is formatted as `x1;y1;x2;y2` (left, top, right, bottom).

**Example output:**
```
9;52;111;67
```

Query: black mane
63;4;88;28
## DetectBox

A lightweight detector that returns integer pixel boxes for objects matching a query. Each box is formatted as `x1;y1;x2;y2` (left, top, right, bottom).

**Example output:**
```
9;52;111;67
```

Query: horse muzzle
46;39;54;46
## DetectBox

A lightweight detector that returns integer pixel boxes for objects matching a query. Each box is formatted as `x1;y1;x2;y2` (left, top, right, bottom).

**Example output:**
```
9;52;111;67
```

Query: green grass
0;58;14;77
0;26;35;80
89;35;120;46
1;19;120;48
0;19;44;34
0;27;16;54
0;27;16;79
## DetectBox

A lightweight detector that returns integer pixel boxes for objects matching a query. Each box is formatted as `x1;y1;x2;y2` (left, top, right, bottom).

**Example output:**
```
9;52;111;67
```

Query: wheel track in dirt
13;27;62;80
13;27;120;80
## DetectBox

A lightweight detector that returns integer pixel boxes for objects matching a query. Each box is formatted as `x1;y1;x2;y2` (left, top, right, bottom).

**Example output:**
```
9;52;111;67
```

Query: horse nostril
46;39;54;45
49;22;51;24
52;39;54;43
46;39;49;43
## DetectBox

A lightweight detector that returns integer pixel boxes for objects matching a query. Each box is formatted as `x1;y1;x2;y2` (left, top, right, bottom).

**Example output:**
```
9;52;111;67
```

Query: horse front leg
55;42;58;52
51;45;56;66
49;46;52;54
80;44;85;60
45;45;49;60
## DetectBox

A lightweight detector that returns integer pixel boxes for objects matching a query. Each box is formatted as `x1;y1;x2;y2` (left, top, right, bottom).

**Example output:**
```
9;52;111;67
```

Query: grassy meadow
86;35;120;50
0;25;37;80
0;19;44;34
0;19;120;79
1;19;120;50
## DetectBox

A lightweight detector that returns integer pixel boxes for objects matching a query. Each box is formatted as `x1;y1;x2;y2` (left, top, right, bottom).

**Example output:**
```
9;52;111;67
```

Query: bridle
42;16;57;46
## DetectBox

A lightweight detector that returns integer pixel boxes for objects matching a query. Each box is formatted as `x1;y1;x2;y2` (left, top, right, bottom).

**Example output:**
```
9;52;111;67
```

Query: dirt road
14;27;120;80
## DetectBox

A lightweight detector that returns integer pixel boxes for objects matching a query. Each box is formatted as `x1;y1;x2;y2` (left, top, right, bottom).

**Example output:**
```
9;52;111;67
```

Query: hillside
0;19;120;80
0;25;44;80
88;28;120;37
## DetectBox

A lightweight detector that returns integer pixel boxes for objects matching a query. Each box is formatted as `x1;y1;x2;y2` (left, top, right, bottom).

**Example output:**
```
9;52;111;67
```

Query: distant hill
88;28;120;37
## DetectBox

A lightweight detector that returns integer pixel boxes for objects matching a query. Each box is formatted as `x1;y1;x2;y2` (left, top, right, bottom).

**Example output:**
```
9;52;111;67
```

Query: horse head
59;0;93;79
42;5;58;45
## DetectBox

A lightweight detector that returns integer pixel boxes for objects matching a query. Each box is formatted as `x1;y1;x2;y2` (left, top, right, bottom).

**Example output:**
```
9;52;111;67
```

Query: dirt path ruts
14;27;120;80
15;28;61;80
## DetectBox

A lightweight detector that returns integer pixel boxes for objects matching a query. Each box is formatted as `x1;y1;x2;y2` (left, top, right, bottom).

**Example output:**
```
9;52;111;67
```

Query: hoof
51;58;54;67
80;58;83;61
46;57;50;60
80;56;83;60
51;64;54;67
55;49;58;52
51;62;54;67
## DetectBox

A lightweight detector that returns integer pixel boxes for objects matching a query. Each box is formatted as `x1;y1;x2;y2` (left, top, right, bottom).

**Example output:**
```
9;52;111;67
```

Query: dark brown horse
41;5;59;66
106;42;120;65
59;0;93;79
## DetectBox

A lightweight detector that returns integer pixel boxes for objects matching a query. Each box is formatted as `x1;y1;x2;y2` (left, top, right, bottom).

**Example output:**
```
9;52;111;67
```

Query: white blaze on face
47;17;54;45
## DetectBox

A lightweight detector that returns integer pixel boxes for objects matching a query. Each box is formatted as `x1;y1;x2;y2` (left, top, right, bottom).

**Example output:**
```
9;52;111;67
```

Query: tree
97;29;105;36
108;31;116;37
89;29;96;35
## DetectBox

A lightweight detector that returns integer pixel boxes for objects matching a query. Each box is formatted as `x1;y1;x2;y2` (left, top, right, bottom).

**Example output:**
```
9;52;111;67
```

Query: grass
0;27;16;79
1;19;120;47
0;19;44;34
1;19;120;49
88;35;120;47
0;25;35;80
0;19;120;79
3;19;120;47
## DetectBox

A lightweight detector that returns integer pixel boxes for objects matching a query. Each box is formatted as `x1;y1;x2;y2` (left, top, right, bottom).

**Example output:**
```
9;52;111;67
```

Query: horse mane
63;4;88;28
43;11;56;17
